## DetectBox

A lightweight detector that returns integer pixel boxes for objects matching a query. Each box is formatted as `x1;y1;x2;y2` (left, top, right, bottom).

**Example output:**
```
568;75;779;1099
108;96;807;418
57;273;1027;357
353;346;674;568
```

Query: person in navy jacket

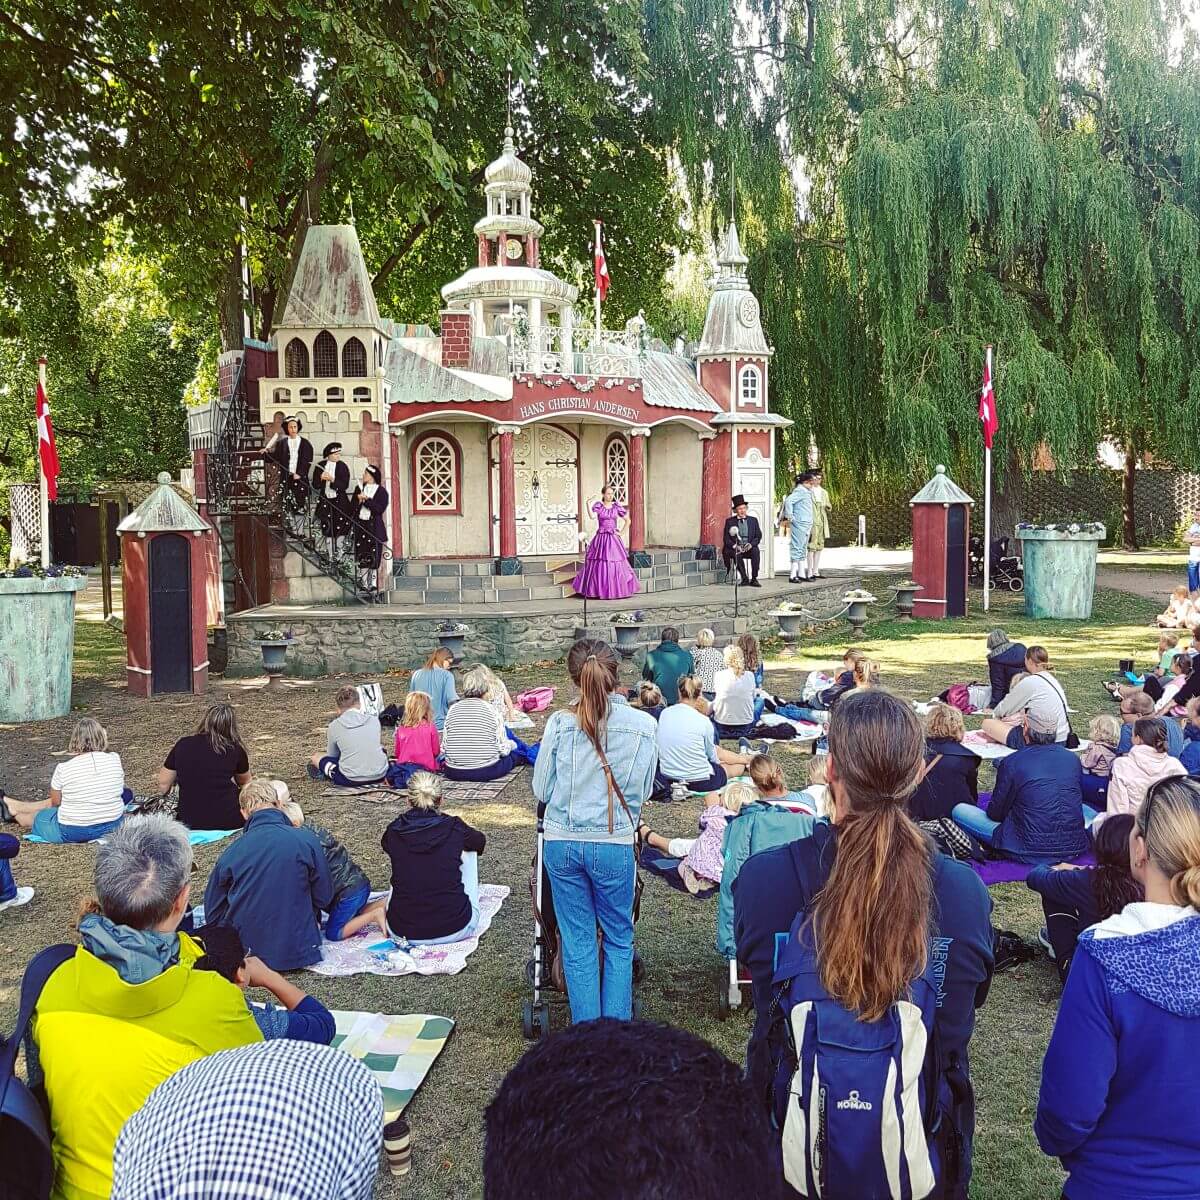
734;690;994;1198
908;703;980;821
1037;775;1200;1200
986;629;1027;708
952;710;1089;862
204;779;332;971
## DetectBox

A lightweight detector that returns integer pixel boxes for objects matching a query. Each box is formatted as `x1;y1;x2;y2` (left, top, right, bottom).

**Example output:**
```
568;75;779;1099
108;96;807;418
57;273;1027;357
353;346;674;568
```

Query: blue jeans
443;751;521;782
0;858;14;903
654;764;728;797
324;882;373;941
953;803;1100;845
543;839;636;1022
1189;561;1200;593
712;720;755;741
318;755;387;788
31;808;125;843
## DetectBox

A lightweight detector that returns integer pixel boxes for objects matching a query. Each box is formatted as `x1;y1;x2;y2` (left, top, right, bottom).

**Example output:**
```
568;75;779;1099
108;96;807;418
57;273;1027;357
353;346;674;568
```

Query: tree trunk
217;245;246;353
988;446;1025;548
1122;444;1138;550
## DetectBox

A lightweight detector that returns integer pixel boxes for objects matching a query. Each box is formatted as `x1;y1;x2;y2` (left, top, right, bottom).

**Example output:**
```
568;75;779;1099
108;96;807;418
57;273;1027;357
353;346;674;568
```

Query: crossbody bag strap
1039;674;1074;732
0;943;75;1108
918;753;944;784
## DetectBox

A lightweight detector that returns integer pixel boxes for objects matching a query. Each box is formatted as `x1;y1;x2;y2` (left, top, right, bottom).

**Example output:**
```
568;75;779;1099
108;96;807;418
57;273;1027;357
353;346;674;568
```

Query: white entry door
494;425;580;556
735;450;774;577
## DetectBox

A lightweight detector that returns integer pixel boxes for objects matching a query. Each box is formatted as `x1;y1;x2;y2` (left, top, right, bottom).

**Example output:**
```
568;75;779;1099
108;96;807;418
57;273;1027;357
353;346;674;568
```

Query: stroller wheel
521;999;539;1041
524;959;536;987
536;1001;551;1038
717;974;732;1020
632;997;646;1022
1008;576;1024;592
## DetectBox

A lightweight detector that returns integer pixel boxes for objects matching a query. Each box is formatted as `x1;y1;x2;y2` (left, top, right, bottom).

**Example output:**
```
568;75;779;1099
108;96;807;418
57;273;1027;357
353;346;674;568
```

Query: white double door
735;450;775;577
492;425;580;556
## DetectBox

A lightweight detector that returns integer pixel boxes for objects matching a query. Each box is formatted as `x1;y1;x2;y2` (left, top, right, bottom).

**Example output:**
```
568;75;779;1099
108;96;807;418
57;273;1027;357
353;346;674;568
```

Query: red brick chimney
440;311;473;369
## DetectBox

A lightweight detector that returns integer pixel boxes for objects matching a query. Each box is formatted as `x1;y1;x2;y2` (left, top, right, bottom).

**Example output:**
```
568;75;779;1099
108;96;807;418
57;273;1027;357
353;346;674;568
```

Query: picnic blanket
961;731;1092;761
330;1009;454;1120
973;852;1096;887
326;772;524;805
307;884;509;977
638;847;716;899
25;826;238;846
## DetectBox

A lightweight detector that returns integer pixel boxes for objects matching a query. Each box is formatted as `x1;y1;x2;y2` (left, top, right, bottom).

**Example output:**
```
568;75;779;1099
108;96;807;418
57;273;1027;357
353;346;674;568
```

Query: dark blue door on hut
946;504;967;617
149;533;192;694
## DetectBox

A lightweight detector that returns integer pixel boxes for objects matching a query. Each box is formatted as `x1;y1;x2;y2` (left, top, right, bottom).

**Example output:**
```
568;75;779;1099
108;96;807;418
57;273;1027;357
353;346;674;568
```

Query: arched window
313;330;339;377
284;338;309;378
342;336;367;377
604;435;629;504
352;386;371;403
272;387;292;404
325;386;344;404
299;386;318;404
739;364;761;406
412;432;462;515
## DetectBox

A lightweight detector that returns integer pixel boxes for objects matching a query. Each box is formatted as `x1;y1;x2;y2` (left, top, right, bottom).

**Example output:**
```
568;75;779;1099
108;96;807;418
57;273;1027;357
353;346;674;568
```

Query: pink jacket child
1094;742;1185;830
678;804;731;890
393;692;442;772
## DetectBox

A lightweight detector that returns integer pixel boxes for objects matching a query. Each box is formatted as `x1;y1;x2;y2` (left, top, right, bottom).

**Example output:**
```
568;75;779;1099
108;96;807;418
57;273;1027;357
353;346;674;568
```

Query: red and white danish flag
36;357;60;501
593;220;610;303
979;345;998;450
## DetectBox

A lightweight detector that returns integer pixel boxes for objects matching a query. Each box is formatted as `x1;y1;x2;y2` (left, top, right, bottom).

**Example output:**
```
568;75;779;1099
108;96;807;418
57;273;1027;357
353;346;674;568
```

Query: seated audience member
1157;651;1194;713
5;717;127;841
1111;648;1199;709
1181;697;1200;774
382;770;485;944
1116;694;1185;758
656;676;752;797
0;830;33;911
747;753;824;816
986;628;1028;708
733;690;994;1195
690;628;725;699
638;780;756;895
441;667;523;781
280;797;384;941
474;662;519;725
1155;584;1196;629
204;780;332;970
788;653;879;725
31;815;261;1200
908;702;980;821
1080;713;1121;809
483;1019;781;1200
953;710;1090;861
816;647;866;709
712;644;757;739
159;702;251;830
739;633;766;720
1154;630;1183;676
308;685;389;786
1036;776;1200;1199
793;755;830;818
1093;718;1186;831
194;923;335;1043
409;647;458;731
393;690;442;772
642;626;694;705
1026;814;1142;985
981;646;1072;747
111;1040;383;1200
631;681;665;720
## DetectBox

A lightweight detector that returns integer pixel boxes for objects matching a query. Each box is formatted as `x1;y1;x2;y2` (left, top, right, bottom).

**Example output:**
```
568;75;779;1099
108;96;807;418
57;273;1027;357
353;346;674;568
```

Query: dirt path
1095;566;1179;603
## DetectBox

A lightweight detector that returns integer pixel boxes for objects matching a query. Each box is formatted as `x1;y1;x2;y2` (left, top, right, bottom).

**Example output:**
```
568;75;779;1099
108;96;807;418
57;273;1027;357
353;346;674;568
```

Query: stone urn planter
894;581;923;622
254;637;296;687
436;624;471;663
611;624;643;659
843;590;877;636
0;573;90;722
771;609;807;646
1015;523;1106;620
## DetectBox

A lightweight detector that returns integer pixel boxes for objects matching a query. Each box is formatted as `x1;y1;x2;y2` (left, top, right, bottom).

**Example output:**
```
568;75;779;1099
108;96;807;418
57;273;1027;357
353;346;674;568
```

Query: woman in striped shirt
442;667;523;781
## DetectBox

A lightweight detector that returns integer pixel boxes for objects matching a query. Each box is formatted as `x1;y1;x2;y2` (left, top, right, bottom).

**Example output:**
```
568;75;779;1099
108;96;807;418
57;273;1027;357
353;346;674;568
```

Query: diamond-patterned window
605;436;629;503
414;434;460;514
313;330;339;377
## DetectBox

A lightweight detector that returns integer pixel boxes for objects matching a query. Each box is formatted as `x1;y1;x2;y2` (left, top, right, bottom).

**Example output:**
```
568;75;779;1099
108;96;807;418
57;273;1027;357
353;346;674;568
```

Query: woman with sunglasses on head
1037;776;1200;1199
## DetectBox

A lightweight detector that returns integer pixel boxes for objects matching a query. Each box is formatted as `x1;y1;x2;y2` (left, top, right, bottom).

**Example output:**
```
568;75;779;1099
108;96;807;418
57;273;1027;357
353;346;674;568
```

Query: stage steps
386;548;724;607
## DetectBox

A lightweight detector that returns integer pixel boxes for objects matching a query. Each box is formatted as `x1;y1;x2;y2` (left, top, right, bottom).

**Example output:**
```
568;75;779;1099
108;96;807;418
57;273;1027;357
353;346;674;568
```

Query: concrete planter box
1016;526;1105;619
0;575;90;721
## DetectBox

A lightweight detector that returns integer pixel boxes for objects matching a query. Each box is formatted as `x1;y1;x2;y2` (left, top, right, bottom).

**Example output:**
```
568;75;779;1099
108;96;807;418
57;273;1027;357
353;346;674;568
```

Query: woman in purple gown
573;485;640;599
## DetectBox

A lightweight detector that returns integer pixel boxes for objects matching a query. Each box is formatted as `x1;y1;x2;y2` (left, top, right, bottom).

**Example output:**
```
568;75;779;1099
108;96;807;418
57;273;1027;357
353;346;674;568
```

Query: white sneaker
0;886;35;913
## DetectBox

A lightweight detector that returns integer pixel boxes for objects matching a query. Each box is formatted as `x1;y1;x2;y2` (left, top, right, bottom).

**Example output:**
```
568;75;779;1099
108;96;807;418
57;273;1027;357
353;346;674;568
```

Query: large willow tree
649;0;1200;537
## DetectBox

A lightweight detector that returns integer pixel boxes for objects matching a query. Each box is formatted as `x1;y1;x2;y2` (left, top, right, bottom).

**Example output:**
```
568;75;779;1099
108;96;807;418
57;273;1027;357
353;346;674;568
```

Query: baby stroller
969;535;1024;592
524;800;644;1039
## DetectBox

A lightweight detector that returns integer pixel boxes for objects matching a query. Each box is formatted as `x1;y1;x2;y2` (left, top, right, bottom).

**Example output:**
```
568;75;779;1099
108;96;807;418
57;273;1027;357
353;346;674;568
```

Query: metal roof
697;218;773;358
117;474;211;534
385;338;513;405
275;225;385;333
910;465;974;506
641;352;721;413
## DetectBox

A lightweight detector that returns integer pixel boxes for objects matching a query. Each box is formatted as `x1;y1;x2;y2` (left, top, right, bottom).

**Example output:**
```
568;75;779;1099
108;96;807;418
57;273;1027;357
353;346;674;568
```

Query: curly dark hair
1092;814;1143;919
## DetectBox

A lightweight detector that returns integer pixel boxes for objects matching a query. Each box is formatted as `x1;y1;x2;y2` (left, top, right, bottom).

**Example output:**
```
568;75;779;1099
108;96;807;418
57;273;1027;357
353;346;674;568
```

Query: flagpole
593;221;602;335
38;356;51;569
983;344;993;613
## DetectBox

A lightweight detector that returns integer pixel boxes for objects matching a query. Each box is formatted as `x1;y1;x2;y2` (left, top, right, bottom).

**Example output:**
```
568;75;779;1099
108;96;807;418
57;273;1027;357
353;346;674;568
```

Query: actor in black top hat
721;494;763;586
263;415;314;521
313;442;351;553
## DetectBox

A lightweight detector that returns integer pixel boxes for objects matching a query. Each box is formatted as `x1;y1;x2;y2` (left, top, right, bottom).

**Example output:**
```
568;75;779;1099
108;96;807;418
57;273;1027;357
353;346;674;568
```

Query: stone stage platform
225;573;864;676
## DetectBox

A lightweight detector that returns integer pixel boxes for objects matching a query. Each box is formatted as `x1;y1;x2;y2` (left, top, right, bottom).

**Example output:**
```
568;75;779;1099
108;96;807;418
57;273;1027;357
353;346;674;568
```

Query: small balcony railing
509;323;644;379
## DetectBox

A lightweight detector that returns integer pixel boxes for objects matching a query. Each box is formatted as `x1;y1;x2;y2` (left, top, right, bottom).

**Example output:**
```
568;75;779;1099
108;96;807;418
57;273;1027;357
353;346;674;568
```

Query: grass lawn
0;584;1164;1199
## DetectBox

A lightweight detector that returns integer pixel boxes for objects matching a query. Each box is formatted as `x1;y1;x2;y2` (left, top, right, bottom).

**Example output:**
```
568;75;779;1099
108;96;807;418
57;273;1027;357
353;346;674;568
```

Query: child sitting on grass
279;789;387;941
393;691;442;773
195;923;335;1044
638;780;756;894
1154;631;1183;676
631;681;665;720
747;753;826;816
1082;714;1121;778
1156;585;1197;629
1181;697;1200;775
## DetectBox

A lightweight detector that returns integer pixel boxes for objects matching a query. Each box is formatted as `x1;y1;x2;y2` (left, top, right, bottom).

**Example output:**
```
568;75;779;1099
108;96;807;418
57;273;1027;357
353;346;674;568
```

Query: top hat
731;495;748;508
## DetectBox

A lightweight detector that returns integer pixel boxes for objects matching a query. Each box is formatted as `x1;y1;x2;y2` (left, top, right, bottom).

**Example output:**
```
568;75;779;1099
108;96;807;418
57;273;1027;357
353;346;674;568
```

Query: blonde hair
696;628;715;649
281;800;304;826
461;665;492;699
723;644;746;676
335;685;359;711
475;664;504;700
407;770;443;810
1187;696;1200;726
843;647;867;667
1160;631;1180;649
1172;585;1190;602
721;780;757;816
69;717;108;755
1088;713;1121;749
924;702;965;743
402;691;434;727
748;754;785;794
852;657;879;687
239;778;281;813
807;756;829;787
425;647;454;670
635;682;664;709
1138;777;1200;907
677;675;710;712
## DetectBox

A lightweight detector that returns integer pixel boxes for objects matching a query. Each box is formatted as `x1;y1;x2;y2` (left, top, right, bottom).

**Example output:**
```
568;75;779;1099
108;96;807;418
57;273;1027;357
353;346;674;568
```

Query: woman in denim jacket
533;639;658;1020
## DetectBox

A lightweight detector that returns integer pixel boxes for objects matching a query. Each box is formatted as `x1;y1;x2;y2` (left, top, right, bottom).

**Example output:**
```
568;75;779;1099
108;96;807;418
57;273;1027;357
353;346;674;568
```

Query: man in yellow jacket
30;813;262;1200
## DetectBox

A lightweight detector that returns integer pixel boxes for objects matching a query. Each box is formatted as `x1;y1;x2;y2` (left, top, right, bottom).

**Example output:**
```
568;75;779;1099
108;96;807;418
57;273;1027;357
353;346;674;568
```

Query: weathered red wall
912;505;948;619
700;432;733;547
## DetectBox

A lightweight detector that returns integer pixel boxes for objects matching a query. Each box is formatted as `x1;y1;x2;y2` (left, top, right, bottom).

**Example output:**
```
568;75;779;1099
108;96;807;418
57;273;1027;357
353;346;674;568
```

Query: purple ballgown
572;502;640;599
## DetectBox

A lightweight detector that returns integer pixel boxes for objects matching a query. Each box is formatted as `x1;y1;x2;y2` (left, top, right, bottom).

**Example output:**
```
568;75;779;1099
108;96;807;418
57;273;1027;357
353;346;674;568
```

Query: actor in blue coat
204;781;332;971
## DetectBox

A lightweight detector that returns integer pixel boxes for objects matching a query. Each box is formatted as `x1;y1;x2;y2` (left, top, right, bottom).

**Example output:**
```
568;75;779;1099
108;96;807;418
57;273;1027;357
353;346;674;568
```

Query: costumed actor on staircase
313;442;351;563
722;495;762;587
262;415;313;532
352;464;389;595
572;484;639;600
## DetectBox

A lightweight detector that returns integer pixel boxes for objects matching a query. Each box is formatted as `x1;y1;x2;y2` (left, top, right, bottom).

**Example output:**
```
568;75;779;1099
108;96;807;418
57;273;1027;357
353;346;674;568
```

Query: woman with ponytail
733;689;994;1192
1037;776;1200;1199
532;639;658;1021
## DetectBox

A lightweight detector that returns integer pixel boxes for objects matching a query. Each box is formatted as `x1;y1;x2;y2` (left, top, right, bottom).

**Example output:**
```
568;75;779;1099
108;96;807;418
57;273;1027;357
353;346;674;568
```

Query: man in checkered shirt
111;1040;383;1199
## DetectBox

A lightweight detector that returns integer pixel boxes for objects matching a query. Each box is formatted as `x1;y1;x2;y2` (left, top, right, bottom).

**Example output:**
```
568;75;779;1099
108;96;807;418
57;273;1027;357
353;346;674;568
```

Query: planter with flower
770;600;809;644
842;588;878;636
609;610;646;657
436;620;472;662
892;579;923;621
253;628;297;686
1014;521;1106;620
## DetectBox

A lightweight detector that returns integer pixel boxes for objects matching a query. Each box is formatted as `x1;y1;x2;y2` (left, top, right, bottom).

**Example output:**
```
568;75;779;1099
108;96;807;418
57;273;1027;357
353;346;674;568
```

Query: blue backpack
769;914;948;1200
